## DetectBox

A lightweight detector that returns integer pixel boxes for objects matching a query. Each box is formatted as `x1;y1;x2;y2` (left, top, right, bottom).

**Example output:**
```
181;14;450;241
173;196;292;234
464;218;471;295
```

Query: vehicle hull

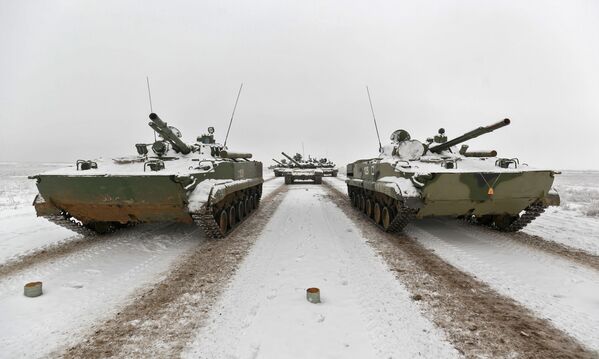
33;161;263;225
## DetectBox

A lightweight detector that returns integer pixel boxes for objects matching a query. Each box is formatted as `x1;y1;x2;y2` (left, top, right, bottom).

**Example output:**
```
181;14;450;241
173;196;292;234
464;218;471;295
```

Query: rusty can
306;287;320;303
24;281;43;297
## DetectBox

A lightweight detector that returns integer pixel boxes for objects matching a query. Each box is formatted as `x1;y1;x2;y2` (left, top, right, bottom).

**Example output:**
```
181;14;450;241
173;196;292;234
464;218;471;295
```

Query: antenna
366;86;382;152
146;76;156;141
223;83;243;148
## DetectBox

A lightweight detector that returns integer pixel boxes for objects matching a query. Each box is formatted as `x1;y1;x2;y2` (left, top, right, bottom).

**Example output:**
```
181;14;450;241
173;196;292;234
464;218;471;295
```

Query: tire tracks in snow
324;181;596;359
469;224;599;271
0;224;174;279
62;184;288;359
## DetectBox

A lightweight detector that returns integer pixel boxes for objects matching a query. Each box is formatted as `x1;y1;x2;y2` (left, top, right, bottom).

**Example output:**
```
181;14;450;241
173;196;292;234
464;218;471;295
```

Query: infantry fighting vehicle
281;152;323;184
346;119;560;232
272;159;289;177
30;113;263;238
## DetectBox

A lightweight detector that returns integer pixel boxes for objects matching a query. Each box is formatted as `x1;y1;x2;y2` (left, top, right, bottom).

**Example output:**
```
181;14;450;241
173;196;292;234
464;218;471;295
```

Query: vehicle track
485;225;599;271
0;223;176;279
62;184;288;359
324;181;596;358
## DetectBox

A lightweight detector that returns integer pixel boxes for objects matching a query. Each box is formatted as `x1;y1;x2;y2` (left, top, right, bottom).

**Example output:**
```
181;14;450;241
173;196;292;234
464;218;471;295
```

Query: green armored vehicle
30;113;263;238
346;119;560;232
281;152;323;185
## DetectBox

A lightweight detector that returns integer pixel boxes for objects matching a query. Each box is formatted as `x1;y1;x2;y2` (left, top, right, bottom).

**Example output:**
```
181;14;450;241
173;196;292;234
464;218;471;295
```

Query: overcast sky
1;0;598;170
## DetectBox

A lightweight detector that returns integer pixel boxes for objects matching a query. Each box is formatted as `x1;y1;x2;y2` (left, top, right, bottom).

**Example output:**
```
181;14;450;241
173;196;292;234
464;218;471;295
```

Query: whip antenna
146;76;156;141
366;86;382;152
223;83;243;148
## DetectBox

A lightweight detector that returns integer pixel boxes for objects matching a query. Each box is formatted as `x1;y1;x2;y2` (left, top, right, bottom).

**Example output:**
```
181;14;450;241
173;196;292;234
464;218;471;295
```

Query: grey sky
1;0;598;169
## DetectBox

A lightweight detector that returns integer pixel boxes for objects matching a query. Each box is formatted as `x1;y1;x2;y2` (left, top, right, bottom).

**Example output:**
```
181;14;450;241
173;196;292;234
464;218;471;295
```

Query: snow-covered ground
0;223;200;358
410;220;599;349
183;185;458;358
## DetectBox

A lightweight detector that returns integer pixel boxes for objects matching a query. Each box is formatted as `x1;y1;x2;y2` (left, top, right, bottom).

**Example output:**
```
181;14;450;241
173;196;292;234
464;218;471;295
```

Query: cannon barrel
220;150;252;159
272;159;283;165
281;152;301;166
148;113;191;155
429;118;510;154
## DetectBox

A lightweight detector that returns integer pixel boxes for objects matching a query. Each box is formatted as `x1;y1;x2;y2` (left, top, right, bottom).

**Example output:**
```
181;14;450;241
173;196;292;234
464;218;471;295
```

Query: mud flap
542;187;560;207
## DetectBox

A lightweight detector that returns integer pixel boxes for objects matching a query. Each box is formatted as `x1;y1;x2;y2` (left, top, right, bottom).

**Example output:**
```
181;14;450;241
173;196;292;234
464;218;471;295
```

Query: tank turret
148;113;191;154
281;152;302;167
428;118;510;154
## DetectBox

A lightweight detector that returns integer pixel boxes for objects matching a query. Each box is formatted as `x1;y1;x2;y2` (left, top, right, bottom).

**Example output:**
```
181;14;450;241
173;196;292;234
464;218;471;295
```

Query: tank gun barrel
272;159;283;165
429;118;510;154
281;152;301;166
148;113;191;155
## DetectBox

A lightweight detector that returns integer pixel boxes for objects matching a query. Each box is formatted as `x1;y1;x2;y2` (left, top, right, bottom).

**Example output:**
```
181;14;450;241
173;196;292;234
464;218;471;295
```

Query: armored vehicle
30;113;263;238
317;158;338;177
346;119;559;232
281;152;323;185
272;159;289;177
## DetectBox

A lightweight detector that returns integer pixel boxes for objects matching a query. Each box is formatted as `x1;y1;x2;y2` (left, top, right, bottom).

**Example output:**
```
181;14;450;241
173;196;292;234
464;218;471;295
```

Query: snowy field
1;163;598;357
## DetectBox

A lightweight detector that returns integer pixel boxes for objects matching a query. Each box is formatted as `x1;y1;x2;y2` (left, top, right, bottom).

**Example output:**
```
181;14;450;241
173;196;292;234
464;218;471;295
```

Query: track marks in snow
0;223;199;358
324;179;596;358
183;185;458;359
412;219;599;351
465;220;599;272
525;208;599;256
62;184;288;359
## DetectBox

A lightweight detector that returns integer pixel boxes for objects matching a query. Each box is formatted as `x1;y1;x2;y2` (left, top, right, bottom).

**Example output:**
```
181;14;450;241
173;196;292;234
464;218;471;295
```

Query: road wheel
245;197;252;215
476;215;494;226
237;201;245;220
373;203;381;224
219;210;228;234
228;206;237;227
350;193;357;207
87;222;115;234
254;194;260;208
493;214;517;231
382;206;392;231
365;199;373;217
358;195;365;211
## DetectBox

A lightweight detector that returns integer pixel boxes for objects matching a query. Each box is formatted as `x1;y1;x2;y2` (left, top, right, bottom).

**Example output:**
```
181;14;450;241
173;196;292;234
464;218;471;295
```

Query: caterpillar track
347;187;416;233
45;213;98;236
45;212;133;236
191;185;263;239
499;202;546;232
467;202;547;232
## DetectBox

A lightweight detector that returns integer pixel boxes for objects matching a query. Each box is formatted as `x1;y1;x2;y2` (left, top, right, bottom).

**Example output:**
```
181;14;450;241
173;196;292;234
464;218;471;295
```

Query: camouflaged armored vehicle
281;152;323;184
30;113;263;238
346;119;560;232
